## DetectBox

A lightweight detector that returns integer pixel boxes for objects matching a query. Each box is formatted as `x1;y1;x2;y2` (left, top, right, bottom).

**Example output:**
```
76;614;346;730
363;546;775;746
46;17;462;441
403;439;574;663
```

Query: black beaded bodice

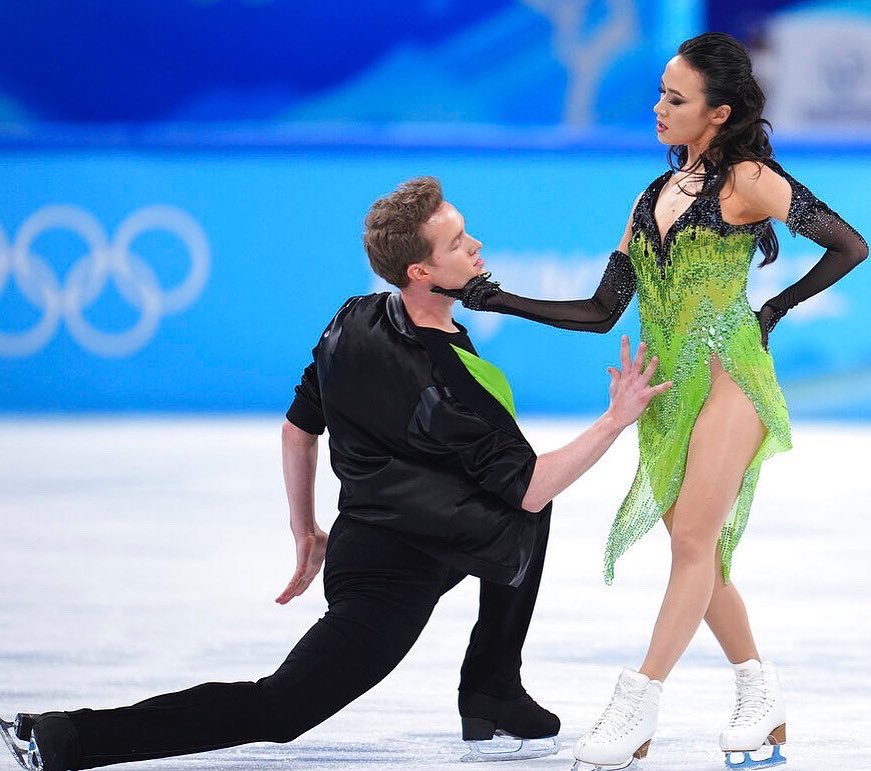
632;169;769;274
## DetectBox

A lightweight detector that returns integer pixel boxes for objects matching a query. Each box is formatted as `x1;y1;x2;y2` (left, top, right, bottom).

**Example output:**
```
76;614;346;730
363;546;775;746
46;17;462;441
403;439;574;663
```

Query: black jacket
287;292;545;587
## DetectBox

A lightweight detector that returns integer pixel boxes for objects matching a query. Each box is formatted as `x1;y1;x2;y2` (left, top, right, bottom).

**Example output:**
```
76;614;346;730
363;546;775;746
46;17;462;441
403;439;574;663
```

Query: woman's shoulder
727;160;794;222
729;160;792;202
730;159;776;181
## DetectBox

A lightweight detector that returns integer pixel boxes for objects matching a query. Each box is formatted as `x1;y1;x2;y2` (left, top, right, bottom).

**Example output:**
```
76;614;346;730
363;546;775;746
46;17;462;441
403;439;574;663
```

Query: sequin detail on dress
605;169;793;585
476;166;865;584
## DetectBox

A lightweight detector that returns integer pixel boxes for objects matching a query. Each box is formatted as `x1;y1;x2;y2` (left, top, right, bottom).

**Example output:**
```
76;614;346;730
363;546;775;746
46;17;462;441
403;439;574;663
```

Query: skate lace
589;683;645;740
728;674;768;728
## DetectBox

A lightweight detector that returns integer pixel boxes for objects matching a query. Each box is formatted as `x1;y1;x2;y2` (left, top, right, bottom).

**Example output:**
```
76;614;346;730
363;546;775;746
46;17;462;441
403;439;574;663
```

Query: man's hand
519;336;671;512
606;336;672;428
275;527;329;605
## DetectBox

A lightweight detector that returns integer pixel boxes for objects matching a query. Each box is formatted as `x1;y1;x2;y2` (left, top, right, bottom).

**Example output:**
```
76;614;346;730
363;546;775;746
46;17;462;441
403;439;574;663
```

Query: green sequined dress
608;170;791;584
484;166;866;584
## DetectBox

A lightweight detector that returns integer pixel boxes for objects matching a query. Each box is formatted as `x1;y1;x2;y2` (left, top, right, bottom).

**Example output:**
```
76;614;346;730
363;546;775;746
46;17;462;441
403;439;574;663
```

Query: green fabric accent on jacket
450;344;517;419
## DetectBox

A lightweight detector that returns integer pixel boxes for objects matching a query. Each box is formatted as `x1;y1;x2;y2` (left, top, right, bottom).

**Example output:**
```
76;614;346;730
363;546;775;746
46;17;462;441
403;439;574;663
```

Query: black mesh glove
465;250;636;333
431;272;501;310
755;304;785;351
759;175;867;343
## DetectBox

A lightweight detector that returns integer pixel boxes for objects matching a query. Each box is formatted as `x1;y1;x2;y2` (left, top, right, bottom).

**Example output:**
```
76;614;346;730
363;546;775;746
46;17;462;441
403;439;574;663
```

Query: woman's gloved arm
432;249;637;334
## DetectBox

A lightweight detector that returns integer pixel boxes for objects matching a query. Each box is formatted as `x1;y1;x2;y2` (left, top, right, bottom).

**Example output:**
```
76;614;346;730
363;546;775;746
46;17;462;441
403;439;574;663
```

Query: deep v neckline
651;171;707;252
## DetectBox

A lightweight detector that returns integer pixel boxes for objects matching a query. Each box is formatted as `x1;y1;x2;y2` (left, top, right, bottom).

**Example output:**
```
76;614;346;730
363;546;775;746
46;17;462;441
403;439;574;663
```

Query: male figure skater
2;177;670;771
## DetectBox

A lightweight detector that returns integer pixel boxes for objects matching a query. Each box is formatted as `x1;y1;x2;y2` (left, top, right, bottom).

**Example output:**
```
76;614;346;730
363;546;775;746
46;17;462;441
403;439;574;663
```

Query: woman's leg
661;509;760;665
639;358;766;682
704;549;760;664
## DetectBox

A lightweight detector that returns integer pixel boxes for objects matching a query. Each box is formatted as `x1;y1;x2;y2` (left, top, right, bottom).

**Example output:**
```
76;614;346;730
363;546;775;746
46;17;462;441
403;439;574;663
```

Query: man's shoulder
334;291;391;313
323;291;391;328
320;291;416;356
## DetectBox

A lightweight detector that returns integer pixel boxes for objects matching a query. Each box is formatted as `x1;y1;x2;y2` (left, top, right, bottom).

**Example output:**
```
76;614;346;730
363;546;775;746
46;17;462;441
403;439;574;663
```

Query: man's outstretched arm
521;336;670;512
275;419;328;604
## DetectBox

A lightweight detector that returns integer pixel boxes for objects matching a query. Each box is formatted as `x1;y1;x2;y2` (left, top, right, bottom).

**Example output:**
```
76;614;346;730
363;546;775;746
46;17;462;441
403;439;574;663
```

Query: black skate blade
1;717;30;770
461;734;560;763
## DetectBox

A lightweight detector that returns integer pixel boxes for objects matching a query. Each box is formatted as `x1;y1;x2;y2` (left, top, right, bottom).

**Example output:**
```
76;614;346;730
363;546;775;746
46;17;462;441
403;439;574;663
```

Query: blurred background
2;0;870;417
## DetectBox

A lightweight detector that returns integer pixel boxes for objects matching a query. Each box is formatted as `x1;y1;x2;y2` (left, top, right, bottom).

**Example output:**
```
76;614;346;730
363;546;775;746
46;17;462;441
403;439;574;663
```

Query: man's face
417;201;484;290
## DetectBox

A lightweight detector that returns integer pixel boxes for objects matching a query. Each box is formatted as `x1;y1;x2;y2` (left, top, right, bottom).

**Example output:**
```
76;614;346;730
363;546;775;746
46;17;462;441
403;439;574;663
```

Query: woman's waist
636;283;750;308
638;307;766;362
638;294;754;330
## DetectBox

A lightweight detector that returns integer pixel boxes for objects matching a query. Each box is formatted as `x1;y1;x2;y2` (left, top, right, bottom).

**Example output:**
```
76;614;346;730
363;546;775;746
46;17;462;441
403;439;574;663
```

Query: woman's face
653;55;729;147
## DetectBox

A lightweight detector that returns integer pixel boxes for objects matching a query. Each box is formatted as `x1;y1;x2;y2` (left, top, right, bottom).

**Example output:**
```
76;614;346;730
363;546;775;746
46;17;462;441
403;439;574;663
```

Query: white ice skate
720;660;786;769
571;668;662;771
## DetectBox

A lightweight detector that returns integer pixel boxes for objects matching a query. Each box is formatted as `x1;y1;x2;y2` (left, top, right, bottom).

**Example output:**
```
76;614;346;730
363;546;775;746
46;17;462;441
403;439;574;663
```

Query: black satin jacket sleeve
407;387;536;511
286;358;327;435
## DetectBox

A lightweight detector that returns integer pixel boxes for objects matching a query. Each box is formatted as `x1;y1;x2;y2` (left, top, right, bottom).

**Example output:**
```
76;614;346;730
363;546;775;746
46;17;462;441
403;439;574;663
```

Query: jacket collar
386;292;416;339
385;292;468;340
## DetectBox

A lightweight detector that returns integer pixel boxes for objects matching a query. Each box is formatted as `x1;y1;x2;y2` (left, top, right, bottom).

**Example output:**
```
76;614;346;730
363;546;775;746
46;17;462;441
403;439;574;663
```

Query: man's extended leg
27;518;451;770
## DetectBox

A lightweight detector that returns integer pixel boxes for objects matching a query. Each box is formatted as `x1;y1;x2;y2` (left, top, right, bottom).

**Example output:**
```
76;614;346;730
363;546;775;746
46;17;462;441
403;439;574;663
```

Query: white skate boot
720;660;786;769
572;668;662;770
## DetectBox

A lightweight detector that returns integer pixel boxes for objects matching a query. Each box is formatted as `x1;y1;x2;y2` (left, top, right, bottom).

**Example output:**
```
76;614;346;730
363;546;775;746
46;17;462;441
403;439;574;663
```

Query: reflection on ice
0;418;869;769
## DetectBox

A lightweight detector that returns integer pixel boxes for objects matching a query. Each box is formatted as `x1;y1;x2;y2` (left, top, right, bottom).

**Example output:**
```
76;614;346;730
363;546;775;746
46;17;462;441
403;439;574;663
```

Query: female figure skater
436;32;867;770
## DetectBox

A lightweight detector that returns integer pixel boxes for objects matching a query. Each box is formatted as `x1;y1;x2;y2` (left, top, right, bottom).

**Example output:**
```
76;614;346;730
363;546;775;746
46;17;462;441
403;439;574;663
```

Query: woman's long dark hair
669;32;781;265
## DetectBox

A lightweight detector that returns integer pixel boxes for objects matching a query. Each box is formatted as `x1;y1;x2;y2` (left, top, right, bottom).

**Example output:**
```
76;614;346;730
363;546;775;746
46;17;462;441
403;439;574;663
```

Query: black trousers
64;513;551;769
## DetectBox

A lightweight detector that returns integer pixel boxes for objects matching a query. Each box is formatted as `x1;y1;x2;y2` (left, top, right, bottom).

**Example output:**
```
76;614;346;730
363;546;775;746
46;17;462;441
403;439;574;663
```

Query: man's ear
711;103;731;125
406;261;430;284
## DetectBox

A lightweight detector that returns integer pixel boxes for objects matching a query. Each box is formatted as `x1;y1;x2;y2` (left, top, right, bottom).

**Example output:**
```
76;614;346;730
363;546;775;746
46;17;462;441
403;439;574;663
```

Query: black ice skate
458;689;560;762
3;713;77;771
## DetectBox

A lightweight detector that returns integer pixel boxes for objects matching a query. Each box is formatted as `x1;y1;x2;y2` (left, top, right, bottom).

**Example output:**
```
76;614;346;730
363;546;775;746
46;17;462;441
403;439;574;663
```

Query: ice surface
1;418;869;770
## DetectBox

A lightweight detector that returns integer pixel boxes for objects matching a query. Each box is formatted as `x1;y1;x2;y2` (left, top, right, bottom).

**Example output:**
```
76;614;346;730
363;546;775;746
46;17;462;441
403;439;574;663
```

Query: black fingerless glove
431;272;501;310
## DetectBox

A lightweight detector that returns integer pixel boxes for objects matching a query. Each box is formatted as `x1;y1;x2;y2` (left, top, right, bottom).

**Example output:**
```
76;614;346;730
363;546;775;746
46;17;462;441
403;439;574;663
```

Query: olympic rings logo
0;205;210;357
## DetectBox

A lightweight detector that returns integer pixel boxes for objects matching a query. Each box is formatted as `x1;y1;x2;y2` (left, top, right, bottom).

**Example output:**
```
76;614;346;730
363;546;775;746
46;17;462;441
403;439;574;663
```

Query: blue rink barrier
1;145;869;417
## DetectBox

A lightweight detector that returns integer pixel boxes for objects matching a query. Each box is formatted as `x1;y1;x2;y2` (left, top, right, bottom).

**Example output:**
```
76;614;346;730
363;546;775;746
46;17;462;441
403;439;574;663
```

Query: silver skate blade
572;758;639;771
461;734;560;762
725;744;786;769
28;737;44;771
0;717;30;770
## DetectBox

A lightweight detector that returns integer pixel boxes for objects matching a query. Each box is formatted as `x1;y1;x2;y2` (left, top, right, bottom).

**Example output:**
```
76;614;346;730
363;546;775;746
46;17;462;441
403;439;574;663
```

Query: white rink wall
0;418;869;770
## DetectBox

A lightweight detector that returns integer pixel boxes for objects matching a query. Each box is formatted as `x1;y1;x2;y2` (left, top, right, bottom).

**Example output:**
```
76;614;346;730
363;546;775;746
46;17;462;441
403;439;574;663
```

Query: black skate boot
28;714;80;771
458;689;560;762
14;714;39;742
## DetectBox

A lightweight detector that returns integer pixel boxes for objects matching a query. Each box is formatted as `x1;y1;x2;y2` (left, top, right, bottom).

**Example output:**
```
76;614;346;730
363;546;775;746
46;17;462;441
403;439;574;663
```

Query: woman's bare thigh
667;356;767;542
